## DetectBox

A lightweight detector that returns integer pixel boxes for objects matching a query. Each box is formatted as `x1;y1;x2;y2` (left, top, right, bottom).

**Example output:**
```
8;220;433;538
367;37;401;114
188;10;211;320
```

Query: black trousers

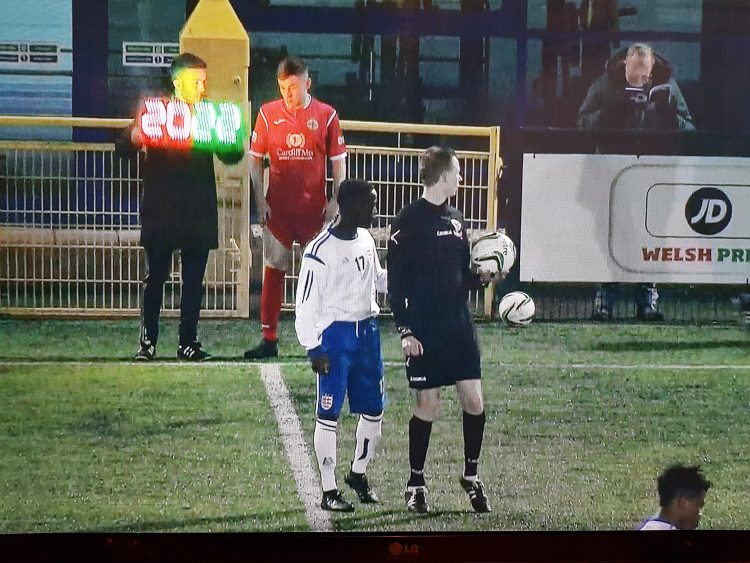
141;246;209;346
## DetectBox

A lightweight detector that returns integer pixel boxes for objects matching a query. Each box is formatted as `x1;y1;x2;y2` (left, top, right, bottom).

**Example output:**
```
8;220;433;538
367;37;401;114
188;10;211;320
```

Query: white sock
350;413;382;475
314;418;338;492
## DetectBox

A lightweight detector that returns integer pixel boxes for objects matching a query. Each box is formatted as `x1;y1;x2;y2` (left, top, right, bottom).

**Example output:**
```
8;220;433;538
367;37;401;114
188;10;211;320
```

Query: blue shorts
316;318;385;419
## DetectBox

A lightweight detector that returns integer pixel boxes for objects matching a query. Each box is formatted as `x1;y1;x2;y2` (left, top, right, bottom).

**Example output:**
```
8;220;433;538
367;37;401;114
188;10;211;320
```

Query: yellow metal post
484;126;503;319
180;0;251;317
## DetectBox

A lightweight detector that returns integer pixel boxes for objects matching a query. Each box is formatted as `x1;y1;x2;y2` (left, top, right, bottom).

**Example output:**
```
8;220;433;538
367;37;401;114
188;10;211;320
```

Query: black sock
408;415;432;487
463;411;486;478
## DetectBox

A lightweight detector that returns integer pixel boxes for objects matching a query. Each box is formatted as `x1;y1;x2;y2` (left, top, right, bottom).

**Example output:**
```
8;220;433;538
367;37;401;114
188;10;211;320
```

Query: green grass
1;317;749;531
0;365;305;532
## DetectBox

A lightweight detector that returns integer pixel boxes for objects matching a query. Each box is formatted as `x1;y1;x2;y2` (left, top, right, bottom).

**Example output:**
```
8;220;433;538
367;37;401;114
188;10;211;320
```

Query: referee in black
387;146;499;514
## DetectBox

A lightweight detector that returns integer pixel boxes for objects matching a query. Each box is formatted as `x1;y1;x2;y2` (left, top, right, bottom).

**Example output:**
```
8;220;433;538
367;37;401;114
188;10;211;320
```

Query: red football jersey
250;96;347;217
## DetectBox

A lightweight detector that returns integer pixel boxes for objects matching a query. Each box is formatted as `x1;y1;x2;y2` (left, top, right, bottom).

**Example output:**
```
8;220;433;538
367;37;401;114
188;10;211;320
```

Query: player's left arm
295;249;330;374
461;216;485;290
372;239;388;294
324;108;348;220
331;157;347;196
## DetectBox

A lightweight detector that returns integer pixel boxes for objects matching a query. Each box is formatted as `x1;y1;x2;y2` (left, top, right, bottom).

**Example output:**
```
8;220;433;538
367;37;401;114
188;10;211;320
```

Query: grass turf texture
1;318;749;531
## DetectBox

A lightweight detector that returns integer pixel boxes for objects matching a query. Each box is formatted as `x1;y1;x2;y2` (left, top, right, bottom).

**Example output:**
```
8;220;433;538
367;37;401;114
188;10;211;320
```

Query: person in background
578;43;694;321
244;56;347;360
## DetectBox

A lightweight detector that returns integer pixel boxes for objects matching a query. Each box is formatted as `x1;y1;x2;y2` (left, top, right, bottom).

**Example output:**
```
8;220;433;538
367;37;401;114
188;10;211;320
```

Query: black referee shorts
404;306;481;390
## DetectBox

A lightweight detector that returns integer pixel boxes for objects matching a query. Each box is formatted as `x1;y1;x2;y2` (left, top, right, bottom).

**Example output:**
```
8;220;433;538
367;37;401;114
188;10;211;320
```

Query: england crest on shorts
321;394;334;410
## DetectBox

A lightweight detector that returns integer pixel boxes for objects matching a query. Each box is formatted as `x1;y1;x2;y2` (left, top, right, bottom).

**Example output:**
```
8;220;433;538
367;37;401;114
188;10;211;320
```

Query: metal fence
282;121;502;318
0;136;247;317
1;117;501;318
517;282;745;324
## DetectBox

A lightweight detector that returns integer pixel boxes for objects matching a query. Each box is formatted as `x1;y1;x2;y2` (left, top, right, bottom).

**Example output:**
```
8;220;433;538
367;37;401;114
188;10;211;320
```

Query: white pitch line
3;360;750;371
258;363;332;533
502;363;750;371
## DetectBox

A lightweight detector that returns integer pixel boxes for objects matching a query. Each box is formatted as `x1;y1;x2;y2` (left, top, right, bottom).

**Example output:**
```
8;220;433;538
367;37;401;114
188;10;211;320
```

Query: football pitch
1;317;749;532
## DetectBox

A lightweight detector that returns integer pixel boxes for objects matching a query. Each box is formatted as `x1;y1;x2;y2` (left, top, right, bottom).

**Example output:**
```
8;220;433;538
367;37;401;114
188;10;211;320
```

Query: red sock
260;266;285;342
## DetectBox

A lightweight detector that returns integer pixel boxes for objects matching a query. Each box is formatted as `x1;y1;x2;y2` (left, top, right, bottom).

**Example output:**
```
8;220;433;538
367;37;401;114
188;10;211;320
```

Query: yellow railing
0;115;502;318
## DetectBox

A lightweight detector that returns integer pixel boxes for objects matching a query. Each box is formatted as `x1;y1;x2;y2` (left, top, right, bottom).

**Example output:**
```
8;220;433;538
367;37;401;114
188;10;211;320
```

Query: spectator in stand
578;43;694;321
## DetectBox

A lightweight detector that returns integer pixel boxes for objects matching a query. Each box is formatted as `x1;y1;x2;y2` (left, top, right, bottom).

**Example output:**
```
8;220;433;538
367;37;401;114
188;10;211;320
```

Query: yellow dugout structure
180;0;252;317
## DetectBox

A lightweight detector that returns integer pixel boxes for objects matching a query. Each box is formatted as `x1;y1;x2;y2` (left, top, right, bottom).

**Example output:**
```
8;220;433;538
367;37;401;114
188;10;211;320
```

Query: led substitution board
139;97;246;153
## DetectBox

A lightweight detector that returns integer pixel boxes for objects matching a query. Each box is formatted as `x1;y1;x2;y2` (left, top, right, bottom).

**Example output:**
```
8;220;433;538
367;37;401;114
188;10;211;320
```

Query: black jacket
117;115;242;250
137;147;219;249
387;198;483;334
577;48;695;131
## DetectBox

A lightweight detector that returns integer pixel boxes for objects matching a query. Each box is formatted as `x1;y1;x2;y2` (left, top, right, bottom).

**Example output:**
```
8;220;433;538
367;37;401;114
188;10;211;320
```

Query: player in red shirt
244;56;347;359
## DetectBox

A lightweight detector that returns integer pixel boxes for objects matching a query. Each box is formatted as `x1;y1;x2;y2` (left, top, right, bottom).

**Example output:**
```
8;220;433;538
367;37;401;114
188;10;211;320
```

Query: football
471;231;516;276
498;291;535;326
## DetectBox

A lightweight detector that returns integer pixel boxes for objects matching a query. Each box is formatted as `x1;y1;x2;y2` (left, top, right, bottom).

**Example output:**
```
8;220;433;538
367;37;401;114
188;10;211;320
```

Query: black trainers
345;470;379;503
591;307;613;321
320;489;355;512
243;339;278;360
177;341;211;361
460;476;491;513
404;485;429;514
637;307;664;322
134;340;155;361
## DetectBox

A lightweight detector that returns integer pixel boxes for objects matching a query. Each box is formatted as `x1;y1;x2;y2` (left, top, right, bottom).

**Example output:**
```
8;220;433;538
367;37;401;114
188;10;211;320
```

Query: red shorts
267;210;326;249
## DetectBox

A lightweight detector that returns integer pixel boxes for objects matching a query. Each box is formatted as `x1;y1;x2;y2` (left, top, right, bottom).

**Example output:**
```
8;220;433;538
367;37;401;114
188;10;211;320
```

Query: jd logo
685;187;732;235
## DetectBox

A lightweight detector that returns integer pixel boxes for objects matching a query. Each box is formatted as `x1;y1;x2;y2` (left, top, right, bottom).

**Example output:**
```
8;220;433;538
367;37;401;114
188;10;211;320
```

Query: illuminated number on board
166;99;191;142
216;102;242;145
139;97;245;151
140;98;166;141
192;101;216;145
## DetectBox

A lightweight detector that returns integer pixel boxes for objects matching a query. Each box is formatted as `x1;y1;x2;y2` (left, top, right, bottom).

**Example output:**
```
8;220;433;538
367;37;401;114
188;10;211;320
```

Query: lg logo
685;187;732;235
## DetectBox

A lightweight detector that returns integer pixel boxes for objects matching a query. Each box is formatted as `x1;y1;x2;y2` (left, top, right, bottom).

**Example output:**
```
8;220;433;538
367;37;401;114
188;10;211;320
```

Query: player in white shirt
295;179;387;512
637;464;711;530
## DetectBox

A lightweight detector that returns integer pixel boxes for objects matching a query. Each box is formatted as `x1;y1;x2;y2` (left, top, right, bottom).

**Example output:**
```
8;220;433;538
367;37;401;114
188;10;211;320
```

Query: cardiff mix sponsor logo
286;132;305;148
276;132;313;160
685;187;732;235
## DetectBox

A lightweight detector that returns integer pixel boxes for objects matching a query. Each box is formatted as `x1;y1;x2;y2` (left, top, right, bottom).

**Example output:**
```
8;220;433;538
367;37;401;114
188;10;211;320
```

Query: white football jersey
295;227;387;350
637;516;678;531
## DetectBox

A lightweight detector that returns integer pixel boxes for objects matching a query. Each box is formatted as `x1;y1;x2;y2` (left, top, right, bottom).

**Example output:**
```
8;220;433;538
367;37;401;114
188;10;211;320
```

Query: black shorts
404;306;481;390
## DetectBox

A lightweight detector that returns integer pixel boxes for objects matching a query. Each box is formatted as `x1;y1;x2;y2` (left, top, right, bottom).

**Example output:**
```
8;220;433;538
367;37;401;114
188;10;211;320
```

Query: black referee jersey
387;198;485;387
387;198;484;334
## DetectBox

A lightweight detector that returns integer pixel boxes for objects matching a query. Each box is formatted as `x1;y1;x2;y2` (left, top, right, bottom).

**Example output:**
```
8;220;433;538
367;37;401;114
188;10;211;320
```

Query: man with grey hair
577;43;694;130
577;43;693;321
